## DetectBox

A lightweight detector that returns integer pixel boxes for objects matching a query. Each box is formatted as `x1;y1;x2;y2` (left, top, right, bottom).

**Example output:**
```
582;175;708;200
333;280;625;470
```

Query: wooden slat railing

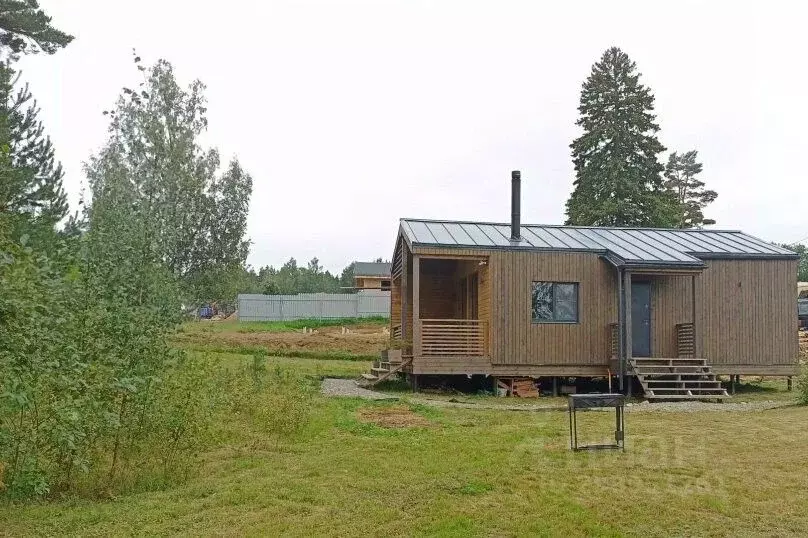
418;319;486;357
392;324;402;339
676;322;695;357
609;322;619;359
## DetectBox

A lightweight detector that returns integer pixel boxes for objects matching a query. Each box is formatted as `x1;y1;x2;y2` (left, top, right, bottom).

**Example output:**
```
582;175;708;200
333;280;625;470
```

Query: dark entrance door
631;282;651;357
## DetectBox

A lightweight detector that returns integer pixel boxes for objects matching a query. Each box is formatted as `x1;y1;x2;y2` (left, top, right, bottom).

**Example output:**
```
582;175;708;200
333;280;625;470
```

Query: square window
531;282;579;323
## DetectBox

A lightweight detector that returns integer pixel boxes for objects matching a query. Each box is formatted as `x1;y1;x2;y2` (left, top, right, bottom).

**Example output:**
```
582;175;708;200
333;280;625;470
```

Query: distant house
381;171;799;399
354;261;391;291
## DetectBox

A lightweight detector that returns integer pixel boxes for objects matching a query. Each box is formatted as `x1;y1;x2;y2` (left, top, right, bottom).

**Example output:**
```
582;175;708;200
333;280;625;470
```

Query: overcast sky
19;1;808;273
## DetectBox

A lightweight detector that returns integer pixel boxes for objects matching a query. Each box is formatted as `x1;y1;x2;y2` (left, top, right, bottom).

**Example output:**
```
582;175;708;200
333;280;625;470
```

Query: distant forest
215;257;387;301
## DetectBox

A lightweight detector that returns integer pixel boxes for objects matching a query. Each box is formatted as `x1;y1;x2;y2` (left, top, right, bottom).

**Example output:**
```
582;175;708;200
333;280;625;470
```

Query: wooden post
401;248;408;339
623;270;633;396
691;274;697;357
617;268;625;392
552;376;558;397
730;375;735;395
787;376;793;391
413;256;421;361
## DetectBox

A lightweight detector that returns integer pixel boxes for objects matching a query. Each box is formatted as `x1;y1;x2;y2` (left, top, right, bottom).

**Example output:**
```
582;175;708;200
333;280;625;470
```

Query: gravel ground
320;379;793;412
320;378;399;400
626;399;789;413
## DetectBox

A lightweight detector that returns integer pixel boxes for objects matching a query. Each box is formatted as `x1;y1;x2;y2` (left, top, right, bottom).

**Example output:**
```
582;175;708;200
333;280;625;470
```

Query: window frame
531;281;580;324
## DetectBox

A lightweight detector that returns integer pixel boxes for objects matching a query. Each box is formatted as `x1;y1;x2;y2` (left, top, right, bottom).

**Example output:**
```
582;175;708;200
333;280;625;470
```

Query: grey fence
237;290;390;321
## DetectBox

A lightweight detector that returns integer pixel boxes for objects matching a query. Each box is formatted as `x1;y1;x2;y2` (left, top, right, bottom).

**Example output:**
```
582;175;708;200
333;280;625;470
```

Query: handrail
418;319;487;357
419;319;483;322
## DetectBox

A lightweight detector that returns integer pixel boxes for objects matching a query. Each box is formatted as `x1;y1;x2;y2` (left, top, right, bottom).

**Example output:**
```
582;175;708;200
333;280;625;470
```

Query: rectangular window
531;282;579;323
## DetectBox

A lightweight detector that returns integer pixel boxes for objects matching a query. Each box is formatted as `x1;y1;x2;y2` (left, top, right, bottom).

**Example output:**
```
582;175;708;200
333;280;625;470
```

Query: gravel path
626;399;789;413
320;378;399;400
320;379;793;412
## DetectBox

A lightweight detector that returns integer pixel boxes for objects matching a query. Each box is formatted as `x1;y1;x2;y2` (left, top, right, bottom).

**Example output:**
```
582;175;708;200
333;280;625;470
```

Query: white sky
19;0;808;273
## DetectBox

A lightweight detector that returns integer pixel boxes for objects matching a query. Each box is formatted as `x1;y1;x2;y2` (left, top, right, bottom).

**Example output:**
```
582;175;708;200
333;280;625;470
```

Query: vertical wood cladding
404;245;797;373
488;251;617;365
698;259;797;367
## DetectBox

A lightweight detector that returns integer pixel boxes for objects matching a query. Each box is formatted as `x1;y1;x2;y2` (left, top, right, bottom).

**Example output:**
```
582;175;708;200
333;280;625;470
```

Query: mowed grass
1;353;806;537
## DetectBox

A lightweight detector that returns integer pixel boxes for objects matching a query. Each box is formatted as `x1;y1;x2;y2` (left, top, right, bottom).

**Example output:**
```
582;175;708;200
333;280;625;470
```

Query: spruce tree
0;61;67;223
0;0;73;56
565;47;678;227
664;150;717;228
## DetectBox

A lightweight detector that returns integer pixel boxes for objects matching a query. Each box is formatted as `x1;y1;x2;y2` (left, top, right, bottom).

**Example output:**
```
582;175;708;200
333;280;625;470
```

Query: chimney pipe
511;170;521;241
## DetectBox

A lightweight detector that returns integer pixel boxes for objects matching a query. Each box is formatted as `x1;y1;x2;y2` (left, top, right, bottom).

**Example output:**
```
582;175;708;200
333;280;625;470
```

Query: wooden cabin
384;172;799;398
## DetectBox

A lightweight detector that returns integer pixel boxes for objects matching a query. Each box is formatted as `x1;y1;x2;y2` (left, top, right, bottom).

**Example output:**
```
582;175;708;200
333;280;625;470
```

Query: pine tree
0;61;67;224
566;47;678;227
0;0;73;56
663;150;717;228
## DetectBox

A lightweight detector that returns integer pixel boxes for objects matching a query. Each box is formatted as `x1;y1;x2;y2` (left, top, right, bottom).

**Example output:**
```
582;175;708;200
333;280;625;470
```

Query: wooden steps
630;357;730;400
358;354;412;387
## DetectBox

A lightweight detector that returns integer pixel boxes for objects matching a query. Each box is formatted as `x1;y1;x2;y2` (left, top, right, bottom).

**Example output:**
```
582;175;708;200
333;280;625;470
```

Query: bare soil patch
187;323;388;355
356;405;432;428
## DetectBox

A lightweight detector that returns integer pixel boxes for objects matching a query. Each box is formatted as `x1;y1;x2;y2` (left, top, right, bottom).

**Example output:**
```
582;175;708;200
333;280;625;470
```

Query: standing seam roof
399;219;797;267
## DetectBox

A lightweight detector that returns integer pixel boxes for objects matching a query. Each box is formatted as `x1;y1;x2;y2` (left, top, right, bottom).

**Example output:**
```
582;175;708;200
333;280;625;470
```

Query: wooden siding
390;278;401;327
698;259;797;369
645;260;798;370
405;251;413;338
402;244;797;376
479;263;491;354
489;251;617;366
648;275;693;358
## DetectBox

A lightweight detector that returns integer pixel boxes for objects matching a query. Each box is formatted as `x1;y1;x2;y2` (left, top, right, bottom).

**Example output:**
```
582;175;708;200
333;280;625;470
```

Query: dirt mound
357;406;431;428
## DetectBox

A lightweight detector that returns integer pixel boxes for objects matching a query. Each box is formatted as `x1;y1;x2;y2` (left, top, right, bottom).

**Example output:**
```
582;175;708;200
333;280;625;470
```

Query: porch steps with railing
629;357;730;400
358;353;412;387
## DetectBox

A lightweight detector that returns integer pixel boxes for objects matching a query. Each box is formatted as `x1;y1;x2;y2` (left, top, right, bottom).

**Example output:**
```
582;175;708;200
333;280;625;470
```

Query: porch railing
676;322;695;357
609;322;619;359
418;319;487;357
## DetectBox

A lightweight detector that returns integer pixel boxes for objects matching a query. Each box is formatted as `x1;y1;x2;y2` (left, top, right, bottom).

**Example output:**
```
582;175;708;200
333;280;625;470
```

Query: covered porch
610;266;727;398
390;251;490;369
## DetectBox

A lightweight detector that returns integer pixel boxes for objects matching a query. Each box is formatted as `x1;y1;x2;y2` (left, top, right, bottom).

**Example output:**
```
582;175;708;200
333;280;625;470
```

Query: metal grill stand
568;394;625;451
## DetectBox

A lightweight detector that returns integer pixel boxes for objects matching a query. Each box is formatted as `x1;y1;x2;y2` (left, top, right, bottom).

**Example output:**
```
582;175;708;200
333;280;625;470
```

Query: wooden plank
413;256;421;360
624;270;632;363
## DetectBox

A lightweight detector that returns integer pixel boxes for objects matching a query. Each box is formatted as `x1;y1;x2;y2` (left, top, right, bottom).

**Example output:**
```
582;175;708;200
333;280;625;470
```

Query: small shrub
798;367;808;405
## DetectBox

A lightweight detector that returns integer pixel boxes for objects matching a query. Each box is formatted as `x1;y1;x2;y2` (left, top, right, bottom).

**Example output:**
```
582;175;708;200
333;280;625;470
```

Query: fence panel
238;291;390;321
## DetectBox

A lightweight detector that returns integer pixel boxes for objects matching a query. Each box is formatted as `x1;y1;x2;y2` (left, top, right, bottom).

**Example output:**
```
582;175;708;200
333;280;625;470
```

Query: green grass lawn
1;351;806;537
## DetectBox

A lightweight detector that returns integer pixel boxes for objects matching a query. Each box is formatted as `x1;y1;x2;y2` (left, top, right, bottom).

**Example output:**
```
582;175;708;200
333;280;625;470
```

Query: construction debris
496;378;540;398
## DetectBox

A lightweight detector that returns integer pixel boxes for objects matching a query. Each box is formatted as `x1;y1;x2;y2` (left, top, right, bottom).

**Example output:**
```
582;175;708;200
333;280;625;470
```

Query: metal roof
353;261;391;277
399;219;797;268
